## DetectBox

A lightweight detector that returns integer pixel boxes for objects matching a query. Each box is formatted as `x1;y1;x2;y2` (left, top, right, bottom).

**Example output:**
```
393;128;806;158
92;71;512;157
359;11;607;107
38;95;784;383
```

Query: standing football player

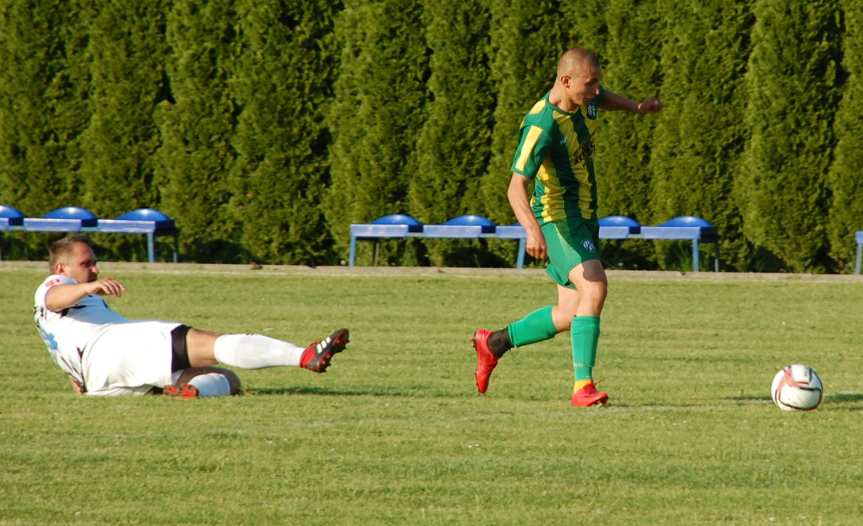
471;47;661;406
34;235;350;397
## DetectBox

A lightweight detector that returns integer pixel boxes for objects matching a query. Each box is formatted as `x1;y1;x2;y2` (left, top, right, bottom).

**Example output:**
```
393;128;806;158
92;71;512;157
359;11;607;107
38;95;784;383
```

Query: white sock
213;334;305;368
188;373;231;397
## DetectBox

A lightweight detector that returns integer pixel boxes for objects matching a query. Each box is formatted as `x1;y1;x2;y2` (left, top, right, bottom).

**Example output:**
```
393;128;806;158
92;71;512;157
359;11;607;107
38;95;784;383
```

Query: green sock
571;316;600;381
506;305;557;348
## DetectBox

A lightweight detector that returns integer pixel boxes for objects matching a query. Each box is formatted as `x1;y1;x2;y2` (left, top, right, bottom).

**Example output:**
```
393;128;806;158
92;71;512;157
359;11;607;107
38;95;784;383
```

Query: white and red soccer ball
771;364;823;411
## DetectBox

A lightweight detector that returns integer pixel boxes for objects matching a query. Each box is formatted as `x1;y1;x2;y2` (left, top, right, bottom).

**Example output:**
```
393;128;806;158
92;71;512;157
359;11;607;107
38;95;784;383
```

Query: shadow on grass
724;392;863;411
724;394;770;403
825;392;863;403
247;385;461;399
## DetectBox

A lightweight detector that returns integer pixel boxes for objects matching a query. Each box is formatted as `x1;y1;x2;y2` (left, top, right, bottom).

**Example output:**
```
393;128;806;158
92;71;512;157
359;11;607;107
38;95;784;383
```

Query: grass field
2;262;862;525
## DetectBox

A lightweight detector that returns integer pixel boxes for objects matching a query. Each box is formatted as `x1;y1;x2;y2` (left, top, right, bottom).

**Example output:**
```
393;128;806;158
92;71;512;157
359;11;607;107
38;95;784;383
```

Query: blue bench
348;214;527;267
349;214;646;269
349;213;716;271
0;205;25;230
639;216;718;272
856;231;862;275
0;205;178;263
598;215;642;239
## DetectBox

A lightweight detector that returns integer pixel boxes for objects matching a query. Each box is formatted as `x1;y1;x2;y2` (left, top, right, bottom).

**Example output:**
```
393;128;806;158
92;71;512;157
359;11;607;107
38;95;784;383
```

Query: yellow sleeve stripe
528;99;546;115
515;125;543;172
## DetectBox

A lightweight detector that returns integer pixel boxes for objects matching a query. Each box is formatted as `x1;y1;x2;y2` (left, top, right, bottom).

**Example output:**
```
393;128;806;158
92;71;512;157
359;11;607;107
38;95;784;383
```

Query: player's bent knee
213;368;242;395
554;315;573;333
176;367;241;396
552;305;577;331
187;372;232;397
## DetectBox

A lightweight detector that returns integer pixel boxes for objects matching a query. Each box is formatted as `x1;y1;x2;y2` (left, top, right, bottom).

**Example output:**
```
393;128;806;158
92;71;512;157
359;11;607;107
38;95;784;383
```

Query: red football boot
301;328;350;373
570;382;609;407
472;329;498;394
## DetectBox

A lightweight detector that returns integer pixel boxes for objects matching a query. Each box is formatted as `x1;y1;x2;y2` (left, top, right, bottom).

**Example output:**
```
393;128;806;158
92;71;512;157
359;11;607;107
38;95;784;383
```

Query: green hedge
155;0;240;262
595;0;663;229
650;1;754;271
409;0;494;266
230;0;340;265
0;0;860;272
828;0;863;271
740;0;843;272
0;0;92;258
323;0;428;266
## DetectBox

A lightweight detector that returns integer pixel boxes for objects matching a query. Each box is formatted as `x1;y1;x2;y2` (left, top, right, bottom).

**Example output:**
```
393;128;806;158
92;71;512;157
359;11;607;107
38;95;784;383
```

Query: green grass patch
2;265;862;525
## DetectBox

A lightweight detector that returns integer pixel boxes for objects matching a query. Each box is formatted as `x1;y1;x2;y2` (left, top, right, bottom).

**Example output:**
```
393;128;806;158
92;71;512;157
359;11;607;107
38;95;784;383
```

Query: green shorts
542;219;601;289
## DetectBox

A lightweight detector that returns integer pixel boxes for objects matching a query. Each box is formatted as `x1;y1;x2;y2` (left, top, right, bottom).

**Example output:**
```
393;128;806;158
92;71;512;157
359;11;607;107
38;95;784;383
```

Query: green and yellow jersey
510;91;603;225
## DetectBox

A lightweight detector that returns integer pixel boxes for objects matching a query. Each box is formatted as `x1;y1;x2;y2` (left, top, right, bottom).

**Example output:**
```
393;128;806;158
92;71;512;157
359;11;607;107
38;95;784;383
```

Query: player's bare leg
552;284;580;331
185;329;220;367
569;260;607;316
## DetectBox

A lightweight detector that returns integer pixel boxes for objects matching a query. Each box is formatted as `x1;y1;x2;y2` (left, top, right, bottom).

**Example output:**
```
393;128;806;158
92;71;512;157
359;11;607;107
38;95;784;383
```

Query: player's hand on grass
88;278;126;297
637;96;662;114
526;230;547;261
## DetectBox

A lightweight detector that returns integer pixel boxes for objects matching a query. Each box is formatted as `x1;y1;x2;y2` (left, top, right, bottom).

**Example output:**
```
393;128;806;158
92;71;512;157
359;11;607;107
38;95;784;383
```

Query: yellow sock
573;379;593;392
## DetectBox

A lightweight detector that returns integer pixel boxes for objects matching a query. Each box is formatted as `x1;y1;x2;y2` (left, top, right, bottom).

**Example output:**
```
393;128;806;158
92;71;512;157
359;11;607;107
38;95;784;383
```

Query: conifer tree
650;1;754;270
0;0;91;259
324;0;428;265
739;0;843;272
597;0;663;225
154;0;240;262
78;0;171;260
0;0;92;257
229;0;340;265
827;0;863;270
409;0;494;265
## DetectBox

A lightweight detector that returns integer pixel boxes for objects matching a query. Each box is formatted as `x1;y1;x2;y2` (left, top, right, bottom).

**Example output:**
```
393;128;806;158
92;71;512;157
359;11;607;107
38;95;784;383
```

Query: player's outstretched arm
45;278;126;313
600;90;662;114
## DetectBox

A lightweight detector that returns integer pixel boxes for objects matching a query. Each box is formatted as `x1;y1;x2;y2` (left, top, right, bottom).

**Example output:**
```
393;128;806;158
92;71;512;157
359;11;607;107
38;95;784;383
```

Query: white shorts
82;321;182;396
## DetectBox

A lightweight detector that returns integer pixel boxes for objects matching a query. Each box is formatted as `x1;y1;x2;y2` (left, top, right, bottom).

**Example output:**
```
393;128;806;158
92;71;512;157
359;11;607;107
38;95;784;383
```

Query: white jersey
34;275;129;385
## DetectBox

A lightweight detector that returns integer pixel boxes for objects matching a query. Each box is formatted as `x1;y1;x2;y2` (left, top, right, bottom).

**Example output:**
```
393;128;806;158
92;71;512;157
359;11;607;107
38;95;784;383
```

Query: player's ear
560;74;571;88
53;259;68;276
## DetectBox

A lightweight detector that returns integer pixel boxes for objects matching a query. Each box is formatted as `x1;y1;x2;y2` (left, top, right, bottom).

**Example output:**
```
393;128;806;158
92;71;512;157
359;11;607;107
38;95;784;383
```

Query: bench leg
349;236;357;267
692;239;700;272
516;238;526;269
856;242;862;275
715;243;720;272
147;233;155;263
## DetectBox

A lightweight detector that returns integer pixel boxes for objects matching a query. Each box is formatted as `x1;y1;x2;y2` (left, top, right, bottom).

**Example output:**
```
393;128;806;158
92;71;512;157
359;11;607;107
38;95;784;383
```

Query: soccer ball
770;364;823;411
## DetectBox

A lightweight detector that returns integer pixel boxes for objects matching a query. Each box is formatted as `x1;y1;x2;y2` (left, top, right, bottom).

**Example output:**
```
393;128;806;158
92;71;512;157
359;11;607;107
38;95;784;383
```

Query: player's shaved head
550;47;602;110
557;47;600;76
49;235;92;272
